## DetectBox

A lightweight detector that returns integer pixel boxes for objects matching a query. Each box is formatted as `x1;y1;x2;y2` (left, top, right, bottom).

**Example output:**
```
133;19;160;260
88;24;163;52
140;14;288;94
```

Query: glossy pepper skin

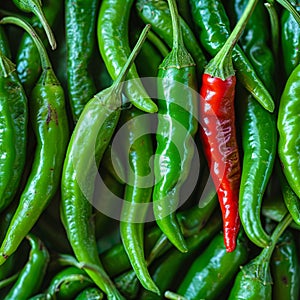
44;267;94;300
4;234;49;300
177;231;248;300
153;0;198;253
61;26;150;300
0;26;28;213
118;106;159;294
136;0;207;77
16;0;62;94
200;74;240;252
75;287;104;300
277;64;300;203
12;0;56;50
97;0;157;113
0;17;69;265
189;0;274;112
139;212;222;299
275;161;300;226
228;213;293;300
281;0;300;77
271;230;300;300
66;0;99;123
229;0;277;248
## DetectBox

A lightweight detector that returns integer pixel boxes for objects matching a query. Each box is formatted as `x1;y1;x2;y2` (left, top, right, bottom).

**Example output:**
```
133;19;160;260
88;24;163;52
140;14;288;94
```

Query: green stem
0;272;20;289
147;30;169;57
167;0;184;49
264;1;279;62
0;16;52;70
260;212;292;262
112;24;151;88
13;0;56;49
276;0;300;24
205;0;258;79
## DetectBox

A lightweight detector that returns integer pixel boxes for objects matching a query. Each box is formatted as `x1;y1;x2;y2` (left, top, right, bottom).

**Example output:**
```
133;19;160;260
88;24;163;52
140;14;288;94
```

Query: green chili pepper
118;106;159;294
16;0;62;94
281;0;300;77
97;0;157;113
12;0;56;49
60;25;151;300
176;231;249;300
4;234;49;300
66;0;99;123
228;0;277;248
0;26;28;213
139;211;222;300
271;230;300;300
189;0;275;112
262;196;300;230
277;162;300;225
278;63;300;204
228;213;293;299
153;0;198;253
45;267;94;300
136;0;206;78
75;287;104;300
0;16;69;265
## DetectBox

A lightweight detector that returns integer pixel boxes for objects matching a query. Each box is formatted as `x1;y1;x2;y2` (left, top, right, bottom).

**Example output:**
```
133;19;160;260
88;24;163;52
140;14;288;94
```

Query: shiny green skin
119;107;158;293
262;196;300;231
0;30;28;213
189;0;274;112
228;257;272;299
277;164;300;225
154;44;198;252
281;0;300;77
0;68;69;265
230;0;277;248
4;234;49;300
60;91;123;299
66;0;99;123
16;0;62;94
45;267;94;300
101;193;218;277
75;287;104;300
228;214;293;300
271;230;300;300
139;213;222;300
97;0;157;113
136;0;206;77
278;64;300;204
177;232;249;300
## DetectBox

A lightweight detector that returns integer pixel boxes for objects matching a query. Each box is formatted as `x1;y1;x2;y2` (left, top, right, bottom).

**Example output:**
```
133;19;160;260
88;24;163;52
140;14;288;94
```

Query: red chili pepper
198;0;259;252
199;73;241;252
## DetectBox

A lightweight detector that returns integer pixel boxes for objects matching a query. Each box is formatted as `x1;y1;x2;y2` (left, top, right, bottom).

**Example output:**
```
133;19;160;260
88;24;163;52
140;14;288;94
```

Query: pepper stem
112;24;151;89
264;1;279;62
205;0;258;79
167;0;183;49
13;0;56;49
0;16;52;71
275;0;300;24
260;212;292;262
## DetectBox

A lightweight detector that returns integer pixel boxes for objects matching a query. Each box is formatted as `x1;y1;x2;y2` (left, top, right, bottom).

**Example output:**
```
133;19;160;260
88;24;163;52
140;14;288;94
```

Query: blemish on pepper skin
2;253;8;259
46;103;59;126
281;276;289;285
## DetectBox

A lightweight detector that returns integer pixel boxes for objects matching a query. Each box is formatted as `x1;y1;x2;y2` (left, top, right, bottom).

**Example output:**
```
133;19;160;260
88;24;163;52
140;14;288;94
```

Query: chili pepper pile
0;0;300;299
